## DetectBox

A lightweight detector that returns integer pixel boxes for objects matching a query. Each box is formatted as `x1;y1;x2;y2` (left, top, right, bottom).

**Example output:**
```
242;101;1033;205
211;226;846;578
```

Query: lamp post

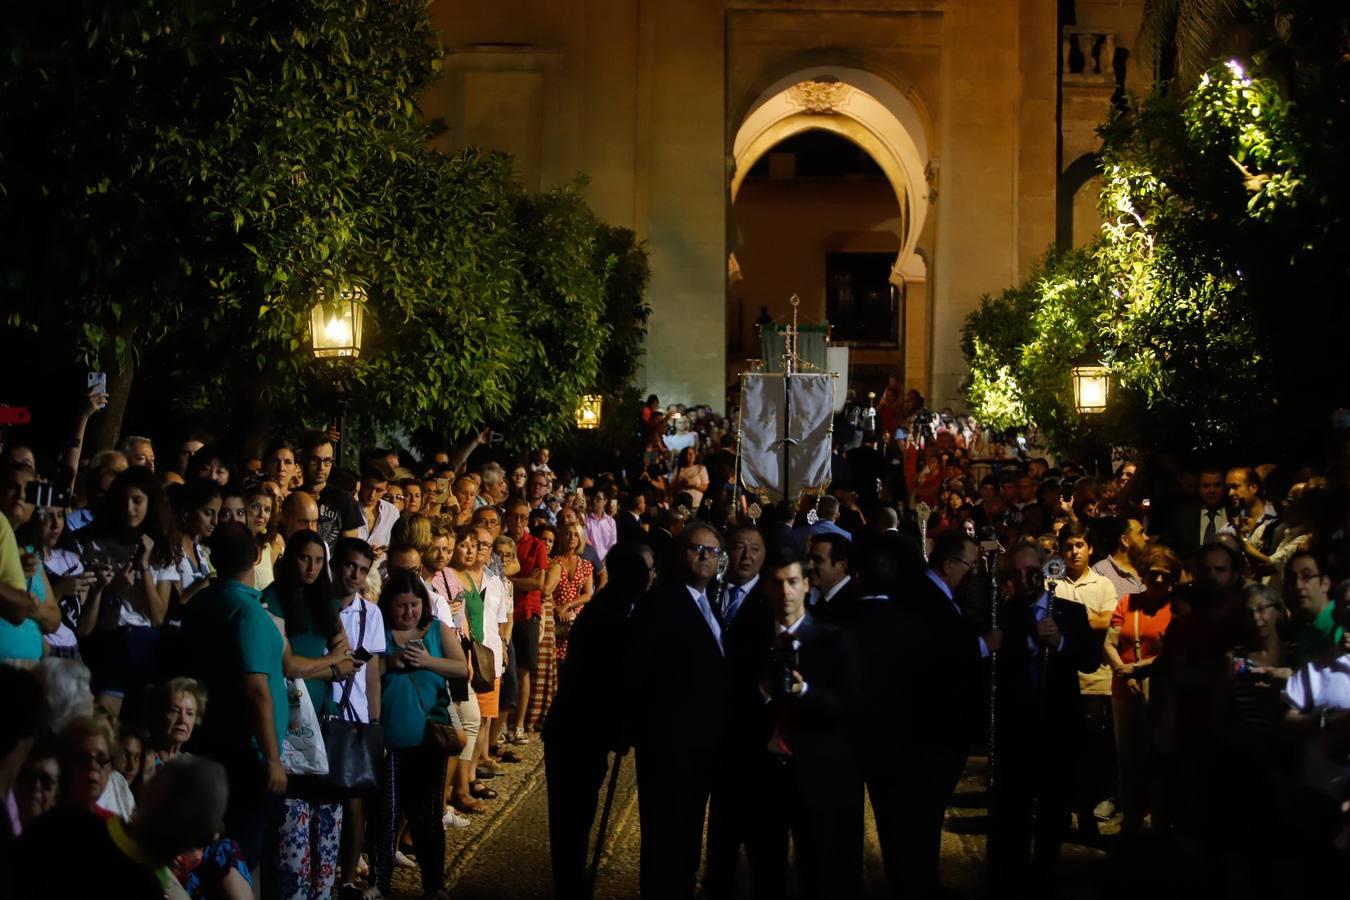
1070;358;1112;476
310;285;366;465
575;394;603;430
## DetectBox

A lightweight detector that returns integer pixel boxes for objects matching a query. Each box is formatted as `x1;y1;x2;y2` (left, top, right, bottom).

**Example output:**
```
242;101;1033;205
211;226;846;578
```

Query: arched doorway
729;67;933;397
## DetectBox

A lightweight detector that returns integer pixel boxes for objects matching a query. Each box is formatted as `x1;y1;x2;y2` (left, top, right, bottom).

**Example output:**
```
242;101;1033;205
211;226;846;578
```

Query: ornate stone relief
784;77;852;114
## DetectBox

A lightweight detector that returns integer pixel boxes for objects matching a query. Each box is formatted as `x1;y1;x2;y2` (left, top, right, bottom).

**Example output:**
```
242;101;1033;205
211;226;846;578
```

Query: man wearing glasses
298;430;362;552
625;524;728;900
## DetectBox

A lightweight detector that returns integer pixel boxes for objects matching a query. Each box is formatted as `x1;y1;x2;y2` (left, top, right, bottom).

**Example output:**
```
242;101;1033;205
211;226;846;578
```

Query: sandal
452;794;486;814
497;748;523;764
469;780;498;800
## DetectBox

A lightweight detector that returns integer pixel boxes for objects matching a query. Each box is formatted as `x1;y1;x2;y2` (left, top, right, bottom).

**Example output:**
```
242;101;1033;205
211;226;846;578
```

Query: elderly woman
14;737;61;830
141;677;252;899
144;676;208;777
55;715;118;815
1103;544;1177;834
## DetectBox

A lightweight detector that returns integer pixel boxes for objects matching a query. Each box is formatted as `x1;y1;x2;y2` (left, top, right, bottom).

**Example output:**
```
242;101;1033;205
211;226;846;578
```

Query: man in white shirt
329;538;384;897
1051;524;1118;837
356;460;399;560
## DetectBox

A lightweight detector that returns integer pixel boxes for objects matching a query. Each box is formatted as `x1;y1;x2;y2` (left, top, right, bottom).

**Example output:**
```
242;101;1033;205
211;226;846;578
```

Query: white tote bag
281;678;329;776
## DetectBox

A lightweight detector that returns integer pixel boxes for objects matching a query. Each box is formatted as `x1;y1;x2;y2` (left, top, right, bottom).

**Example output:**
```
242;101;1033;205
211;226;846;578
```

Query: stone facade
424;0;1143;410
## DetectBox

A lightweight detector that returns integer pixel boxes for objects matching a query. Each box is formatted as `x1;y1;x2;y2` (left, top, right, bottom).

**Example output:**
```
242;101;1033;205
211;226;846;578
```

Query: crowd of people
1;383;1349;899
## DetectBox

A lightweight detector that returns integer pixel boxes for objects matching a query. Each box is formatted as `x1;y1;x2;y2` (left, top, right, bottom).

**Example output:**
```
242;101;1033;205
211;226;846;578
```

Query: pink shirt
584;513;618;561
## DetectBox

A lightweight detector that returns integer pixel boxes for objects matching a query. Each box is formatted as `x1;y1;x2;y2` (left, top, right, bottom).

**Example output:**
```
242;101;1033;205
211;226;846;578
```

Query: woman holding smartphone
76;466;181;715
370;571;467;899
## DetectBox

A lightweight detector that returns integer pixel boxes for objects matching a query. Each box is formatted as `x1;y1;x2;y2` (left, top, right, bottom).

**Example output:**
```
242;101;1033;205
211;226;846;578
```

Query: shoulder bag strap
335;602;368;718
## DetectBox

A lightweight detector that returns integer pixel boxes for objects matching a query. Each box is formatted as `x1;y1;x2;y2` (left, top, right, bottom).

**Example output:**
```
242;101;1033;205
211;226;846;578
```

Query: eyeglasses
310;457;335;468
19;771;57;790
688;544;724;558
73;752;112;769
1249;603;1277;614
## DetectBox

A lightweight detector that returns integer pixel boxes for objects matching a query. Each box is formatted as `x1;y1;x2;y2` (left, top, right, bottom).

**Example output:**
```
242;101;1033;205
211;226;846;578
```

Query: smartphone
353;647;373;663
87;372;108;408
406;638;426;653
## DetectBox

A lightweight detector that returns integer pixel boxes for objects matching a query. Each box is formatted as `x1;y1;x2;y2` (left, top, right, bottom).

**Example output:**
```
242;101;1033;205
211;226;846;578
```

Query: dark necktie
1203;509;1218;545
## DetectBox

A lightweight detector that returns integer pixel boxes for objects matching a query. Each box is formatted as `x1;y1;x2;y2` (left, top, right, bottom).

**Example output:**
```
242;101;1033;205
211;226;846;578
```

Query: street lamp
309;286;366;359
575;394;603;430
309;285;366;466
1071;359;1110;415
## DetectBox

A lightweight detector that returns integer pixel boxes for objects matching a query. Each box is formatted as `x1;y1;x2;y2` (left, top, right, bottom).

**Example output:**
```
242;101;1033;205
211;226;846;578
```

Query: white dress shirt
334;596;387;722
686;583;723;653
809;575;852;609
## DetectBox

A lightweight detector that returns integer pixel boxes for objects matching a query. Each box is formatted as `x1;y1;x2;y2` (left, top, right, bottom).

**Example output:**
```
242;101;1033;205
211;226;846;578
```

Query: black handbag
318;602;383;798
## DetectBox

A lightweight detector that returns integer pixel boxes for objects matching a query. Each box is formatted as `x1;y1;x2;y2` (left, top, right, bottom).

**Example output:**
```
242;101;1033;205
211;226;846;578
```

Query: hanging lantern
575;394;603;430
1071;360;1110;415
310;285;366;359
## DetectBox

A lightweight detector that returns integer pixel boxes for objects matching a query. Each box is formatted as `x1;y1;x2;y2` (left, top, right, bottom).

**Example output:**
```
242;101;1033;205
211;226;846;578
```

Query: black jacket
893;573;987;752
725;607;861;781
625;578;726;756
992;594;1098;740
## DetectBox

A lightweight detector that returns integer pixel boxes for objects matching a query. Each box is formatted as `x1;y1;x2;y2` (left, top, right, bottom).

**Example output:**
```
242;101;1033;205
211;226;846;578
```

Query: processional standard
736;296;837;511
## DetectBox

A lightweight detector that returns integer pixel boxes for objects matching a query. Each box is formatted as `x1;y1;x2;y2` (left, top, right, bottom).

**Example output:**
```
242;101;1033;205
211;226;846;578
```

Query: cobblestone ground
384;742;1113;899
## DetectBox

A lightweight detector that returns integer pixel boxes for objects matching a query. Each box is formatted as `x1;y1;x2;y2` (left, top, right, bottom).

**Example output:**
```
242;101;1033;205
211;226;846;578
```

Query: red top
1109;593;1172;702
514;533;550;621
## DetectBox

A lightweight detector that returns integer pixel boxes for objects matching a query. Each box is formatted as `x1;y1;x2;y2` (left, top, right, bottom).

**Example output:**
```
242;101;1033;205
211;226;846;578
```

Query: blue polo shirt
181;577;287;765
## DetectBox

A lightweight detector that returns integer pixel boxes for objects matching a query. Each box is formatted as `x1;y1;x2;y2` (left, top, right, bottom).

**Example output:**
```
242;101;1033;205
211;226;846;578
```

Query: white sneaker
512;727;530;745
394;850;416;868
443;808;472;828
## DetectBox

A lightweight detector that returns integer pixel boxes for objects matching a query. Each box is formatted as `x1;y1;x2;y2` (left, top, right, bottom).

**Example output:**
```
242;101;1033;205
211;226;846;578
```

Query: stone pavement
387;742;1111;899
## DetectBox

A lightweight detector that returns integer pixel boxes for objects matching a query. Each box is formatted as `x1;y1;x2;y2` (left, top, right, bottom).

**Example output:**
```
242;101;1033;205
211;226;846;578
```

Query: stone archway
730;66;933;394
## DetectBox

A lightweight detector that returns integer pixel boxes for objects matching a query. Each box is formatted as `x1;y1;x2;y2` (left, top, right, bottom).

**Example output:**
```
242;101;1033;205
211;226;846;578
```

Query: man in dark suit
645;505;683;577
616;489;648;546
626;522;727;900
804;531;863;626
845;431;885;514
868;505;926;584
704;525;769;899
1163;466;1228;559
987;543;1099;895
862;530;998;899
726;547;863;900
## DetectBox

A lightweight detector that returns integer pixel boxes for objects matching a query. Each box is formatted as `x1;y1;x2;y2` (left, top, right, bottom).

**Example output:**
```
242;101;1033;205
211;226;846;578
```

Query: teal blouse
261;583;337;715
382;624;450;749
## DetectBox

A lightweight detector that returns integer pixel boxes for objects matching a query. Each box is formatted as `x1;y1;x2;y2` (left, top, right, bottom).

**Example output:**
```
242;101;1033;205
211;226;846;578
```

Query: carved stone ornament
785;78;851;115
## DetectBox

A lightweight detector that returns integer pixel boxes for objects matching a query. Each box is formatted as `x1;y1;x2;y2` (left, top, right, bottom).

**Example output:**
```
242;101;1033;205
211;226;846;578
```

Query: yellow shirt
0;514;25;590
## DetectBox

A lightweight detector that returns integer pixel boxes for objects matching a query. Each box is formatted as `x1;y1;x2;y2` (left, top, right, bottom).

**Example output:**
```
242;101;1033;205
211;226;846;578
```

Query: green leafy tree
2;2;645;455
965;2;1350;461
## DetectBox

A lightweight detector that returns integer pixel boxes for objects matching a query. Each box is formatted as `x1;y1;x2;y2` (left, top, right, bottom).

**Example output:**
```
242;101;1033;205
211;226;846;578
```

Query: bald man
280;491;320;541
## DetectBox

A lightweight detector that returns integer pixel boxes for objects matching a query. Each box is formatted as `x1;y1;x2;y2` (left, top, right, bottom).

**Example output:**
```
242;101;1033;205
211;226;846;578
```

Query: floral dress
553;557;593;664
